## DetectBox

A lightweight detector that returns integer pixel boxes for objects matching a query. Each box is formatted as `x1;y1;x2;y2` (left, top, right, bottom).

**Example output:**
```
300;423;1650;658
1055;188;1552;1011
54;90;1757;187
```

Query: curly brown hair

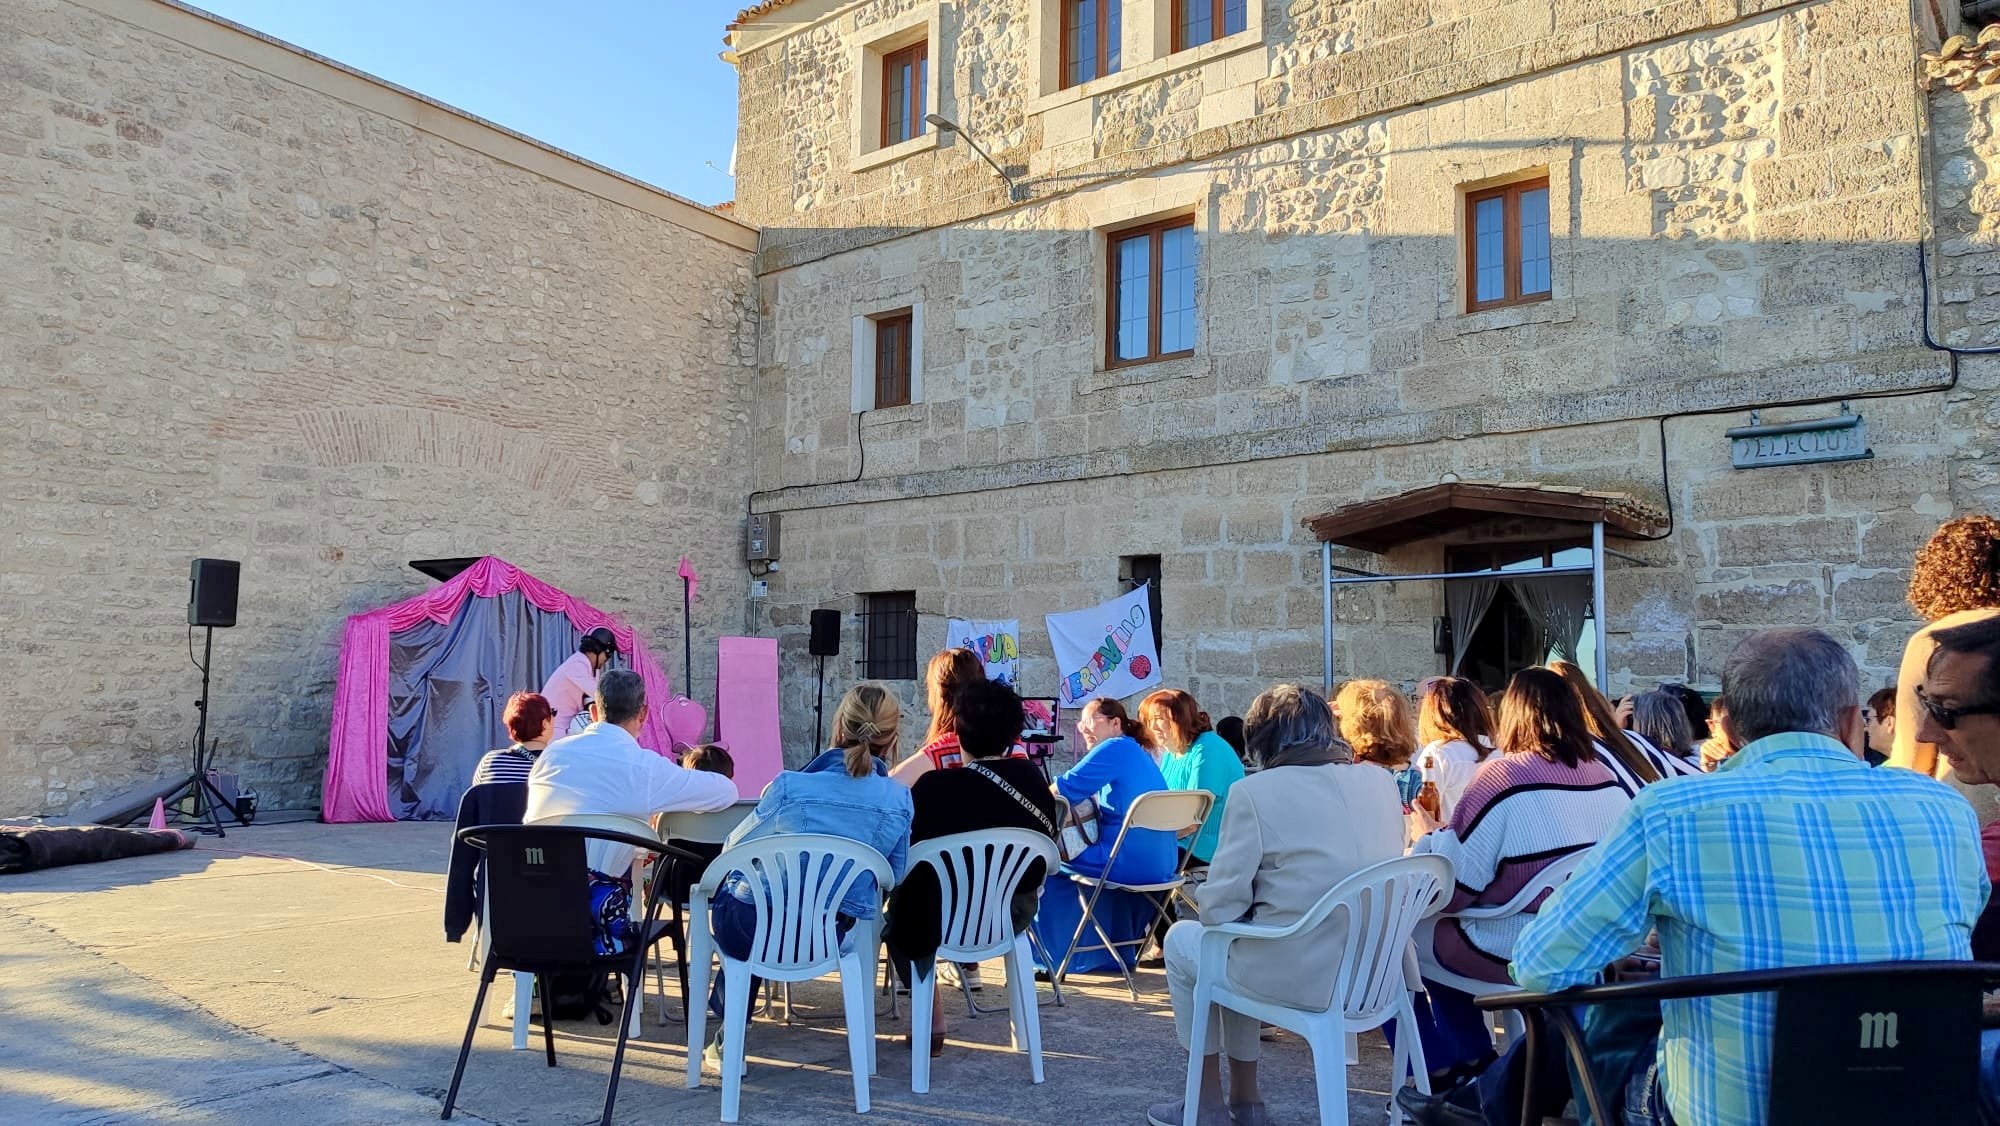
1908;515;2000;621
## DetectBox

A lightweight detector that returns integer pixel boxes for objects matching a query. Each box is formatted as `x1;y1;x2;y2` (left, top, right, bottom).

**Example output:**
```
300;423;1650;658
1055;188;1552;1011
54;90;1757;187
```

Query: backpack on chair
542;971;616;1024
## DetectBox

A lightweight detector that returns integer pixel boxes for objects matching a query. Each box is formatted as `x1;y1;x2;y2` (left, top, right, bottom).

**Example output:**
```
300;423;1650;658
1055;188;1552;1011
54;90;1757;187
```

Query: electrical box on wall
747;512;781;563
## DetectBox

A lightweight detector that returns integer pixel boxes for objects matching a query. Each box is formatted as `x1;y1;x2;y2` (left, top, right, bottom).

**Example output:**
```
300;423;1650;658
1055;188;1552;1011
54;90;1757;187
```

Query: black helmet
579;627;619;655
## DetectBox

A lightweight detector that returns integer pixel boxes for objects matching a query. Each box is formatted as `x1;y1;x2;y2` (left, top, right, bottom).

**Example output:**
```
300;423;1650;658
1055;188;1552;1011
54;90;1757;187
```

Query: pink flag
148;797;167;830
677;556;699;604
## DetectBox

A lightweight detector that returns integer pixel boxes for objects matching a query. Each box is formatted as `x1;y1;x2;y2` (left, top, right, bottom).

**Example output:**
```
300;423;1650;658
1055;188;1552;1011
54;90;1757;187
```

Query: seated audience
1413;676;1497;824
1213;715;1248;766
471;691;556;785
1142;688;1244;869
524;669;739;954
1629;688;1700;770
706;684;914;1048
1336;679;1425;841
884;679;1058;1054
1698;695;1738;772
1055;697;1175;884
1863;685;1896;766
1550;660;1696;787
1892;515;2000;792
1659;681;1712;741
891;648;993;784
1402;627;1986;1126
1145;684;1404;1126
1407;667;1632;1081
659;744;735;906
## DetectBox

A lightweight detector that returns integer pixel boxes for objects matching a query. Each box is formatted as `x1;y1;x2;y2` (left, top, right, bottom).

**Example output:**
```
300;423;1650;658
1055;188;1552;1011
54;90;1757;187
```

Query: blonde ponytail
832;683;900;777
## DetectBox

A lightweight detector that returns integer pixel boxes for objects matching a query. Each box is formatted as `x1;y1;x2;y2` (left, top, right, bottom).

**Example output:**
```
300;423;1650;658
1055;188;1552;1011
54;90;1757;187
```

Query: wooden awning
1303;481;1667;552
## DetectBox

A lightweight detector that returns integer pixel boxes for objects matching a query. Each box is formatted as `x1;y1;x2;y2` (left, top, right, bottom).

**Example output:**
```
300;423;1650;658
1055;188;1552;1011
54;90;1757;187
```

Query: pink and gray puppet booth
320;556;758;822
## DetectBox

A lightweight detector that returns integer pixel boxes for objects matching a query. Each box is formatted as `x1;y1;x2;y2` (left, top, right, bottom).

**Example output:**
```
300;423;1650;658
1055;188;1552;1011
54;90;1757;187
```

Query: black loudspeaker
809;609;841;656
188;558;240;627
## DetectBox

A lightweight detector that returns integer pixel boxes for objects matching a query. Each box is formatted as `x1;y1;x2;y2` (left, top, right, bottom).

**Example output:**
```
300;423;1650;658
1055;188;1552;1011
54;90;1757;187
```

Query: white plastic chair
904;829;1059;1094
1056;788;1214;999
656;801;760;1020
1414;849;1587;1050
1179;853;1452;1126
685;833;893;1123
528;812;663;1039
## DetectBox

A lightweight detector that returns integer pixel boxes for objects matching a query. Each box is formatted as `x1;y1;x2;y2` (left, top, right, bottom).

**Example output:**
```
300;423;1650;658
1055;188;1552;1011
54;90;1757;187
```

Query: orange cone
148;797;167;830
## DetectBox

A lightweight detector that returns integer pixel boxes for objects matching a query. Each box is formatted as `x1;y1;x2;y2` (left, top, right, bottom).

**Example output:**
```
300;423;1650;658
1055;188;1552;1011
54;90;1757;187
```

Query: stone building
0;0;757;816
6;0;2000;815
727;0;2000;750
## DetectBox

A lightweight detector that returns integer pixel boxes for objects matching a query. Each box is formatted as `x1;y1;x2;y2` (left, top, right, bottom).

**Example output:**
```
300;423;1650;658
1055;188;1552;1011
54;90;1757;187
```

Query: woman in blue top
1056;697;1176;883
706;684;913;1037
1141;688;1244;868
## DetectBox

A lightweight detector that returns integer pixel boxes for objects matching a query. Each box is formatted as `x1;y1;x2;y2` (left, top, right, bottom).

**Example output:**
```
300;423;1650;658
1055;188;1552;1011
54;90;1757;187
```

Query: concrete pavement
0;822;1401;1124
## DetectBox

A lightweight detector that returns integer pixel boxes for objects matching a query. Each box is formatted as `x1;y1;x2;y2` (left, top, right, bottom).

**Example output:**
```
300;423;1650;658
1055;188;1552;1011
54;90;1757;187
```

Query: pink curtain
322;556;677;823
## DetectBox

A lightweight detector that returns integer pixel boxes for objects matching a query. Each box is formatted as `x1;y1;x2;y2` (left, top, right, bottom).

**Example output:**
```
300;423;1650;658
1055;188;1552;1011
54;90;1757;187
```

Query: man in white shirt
526;668;738;878
540;627;620;736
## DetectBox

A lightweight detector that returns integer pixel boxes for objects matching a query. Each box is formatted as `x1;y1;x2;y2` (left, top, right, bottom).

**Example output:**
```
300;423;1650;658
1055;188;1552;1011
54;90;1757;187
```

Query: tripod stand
166;625;247;837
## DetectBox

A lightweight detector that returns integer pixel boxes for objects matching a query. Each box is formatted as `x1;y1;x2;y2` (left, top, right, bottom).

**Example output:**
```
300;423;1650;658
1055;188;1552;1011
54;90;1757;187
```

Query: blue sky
192;1;747;205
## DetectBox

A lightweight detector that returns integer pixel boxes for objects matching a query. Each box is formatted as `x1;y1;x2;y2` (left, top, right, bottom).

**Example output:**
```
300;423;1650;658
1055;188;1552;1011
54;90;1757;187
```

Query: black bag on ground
543;971;616;1024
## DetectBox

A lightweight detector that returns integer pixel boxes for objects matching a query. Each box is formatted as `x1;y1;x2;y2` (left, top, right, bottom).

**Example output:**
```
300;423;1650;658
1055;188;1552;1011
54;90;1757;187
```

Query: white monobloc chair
1179;853;1452;1126
1056;789;1215;1000
904;829;1059;1094
1414;848;1588;1050
685;833;893;1123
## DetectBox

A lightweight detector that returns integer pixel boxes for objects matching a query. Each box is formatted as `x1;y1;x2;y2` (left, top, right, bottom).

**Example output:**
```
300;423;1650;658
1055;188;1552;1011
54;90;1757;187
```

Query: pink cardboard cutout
715;636;783;798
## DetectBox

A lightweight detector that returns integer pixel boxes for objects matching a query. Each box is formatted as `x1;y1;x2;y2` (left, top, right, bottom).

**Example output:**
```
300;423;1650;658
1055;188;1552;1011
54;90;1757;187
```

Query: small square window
861;592;918;680
1062;0;1122;87
1464;177;1552;311
881;42;929;147
1106;216;1197;368
872;309;913;409
1119;555;1163;654
1173;0;1247;52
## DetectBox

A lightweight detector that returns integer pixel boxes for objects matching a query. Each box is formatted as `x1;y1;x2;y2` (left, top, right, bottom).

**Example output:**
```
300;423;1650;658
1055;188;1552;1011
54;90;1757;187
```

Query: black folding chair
1475;961;2000;1126
440;823;705;1125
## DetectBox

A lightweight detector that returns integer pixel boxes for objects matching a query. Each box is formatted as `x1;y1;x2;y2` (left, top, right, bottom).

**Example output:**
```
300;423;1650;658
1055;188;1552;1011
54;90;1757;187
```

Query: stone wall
738;0;1966;753
0;0;758;816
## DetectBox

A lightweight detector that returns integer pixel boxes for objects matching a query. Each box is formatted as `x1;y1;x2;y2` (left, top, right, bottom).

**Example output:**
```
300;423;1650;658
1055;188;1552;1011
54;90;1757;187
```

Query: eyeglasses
1915;686;2000;731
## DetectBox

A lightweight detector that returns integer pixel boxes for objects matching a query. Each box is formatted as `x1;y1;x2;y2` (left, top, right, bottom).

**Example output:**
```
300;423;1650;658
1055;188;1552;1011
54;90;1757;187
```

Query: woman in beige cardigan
1147;684;1405;1126
1890;516;2000;825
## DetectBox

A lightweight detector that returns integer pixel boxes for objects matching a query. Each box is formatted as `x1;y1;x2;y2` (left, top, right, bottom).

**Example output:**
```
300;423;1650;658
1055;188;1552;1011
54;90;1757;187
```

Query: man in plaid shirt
1403;627;1986;1126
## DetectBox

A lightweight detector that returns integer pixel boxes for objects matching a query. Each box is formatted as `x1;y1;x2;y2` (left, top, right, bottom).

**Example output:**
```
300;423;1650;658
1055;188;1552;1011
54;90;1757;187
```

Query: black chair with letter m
1476;961;2000;1126
442;823;704;1126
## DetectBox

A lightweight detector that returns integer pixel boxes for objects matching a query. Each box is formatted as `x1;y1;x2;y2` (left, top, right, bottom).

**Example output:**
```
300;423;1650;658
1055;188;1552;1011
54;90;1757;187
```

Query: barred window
861;592;918;680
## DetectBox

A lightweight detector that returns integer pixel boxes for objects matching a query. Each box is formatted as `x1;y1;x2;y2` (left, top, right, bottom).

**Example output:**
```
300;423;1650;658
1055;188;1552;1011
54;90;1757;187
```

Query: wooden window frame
1463;177;1553;312
861;591;918;680
872;309;913;409
1105;215;1197;370
880;41;929;148
1172;0;1245;53
1060;0;1120;89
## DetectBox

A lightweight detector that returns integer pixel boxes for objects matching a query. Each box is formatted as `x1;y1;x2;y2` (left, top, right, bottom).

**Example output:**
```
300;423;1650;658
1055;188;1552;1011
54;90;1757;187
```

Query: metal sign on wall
1726;411;1871;470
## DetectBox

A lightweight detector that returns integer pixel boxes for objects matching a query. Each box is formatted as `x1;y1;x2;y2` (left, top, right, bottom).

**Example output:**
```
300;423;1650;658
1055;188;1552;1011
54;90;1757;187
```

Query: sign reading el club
1727;413;1871;470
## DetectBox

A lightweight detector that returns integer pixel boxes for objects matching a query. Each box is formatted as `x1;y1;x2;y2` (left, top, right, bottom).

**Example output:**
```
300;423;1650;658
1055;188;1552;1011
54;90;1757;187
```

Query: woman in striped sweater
1408;667;1633;1079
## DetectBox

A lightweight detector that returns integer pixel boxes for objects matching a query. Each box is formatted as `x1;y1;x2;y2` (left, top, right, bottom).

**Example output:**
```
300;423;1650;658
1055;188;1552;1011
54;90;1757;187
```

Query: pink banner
321;556;676;823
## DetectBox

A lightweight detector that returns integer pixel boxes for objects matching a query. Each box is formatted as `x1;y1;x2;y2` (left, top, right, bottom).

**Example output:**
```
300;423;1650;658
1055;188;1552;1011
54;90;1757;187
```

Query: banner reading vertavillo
1046;584;1162;707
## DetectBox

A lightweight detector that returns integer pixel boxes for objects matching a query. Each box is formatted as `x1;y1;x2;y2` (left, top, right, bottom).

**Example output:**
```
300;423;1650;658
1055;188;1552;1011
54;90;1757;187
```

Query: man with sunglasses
1927;616;2000;1125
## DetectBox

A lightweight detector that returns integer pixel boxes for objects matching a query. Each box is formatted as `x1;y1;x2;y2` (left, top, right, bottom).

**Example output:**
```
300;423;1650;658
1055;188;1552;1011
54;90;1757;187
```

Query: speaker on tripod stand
809;609;840;749
173;558;249;836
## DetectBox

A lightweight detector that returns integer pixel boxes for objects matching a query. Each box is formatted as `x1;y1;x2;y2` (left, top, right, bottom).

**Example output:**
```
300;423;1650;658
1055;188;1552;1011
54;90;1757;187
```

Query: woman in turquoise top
1141;689;1242;866
1055;697;1176;883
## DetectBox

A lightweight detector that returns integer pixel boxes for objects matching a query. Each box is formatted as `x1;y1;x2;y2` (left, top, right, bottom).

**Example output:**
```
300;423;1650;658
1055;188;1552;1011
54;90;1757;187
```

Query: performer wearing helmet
543;627;620;736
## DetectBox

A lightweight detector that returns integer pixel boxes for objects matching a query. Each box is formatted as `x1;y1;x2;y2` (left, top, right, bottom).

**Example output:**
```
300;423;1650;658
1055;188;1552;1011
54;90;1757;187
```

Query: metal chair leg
1027;930;1066;1007
441;964;497;1119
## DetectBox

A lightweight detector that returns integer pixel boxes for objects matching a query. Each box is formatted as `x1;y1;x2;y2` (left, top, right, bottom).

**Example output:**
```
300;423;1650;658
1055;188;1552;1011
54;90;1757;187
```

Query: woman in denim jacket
705;684;914;1036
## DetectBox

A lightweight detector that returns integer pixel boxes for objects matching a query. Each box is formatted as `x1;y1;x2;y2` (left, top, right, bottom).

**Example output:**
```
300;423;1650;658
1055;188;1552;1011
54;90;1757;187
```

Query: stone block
1695;579;1825;625
1710;517;1857;569
1831;571;1915;624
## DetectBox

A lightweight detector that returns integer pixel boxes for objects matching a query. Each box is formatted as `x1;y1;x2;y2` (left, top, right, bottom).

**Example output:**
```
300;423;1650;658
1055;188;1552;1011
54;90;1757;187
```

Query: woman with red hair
470;692;557;785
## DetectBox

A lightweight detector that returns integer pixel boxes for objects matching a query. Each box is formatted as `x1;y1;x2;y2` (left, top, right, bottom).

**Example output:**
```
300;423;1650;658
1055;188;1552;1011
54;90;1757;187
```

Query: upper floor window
882;42;929;146
1173;0;1247;52
1465;177;1552;311
1107;216;1197;367
1063;0;1122;87
873;309;913;409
